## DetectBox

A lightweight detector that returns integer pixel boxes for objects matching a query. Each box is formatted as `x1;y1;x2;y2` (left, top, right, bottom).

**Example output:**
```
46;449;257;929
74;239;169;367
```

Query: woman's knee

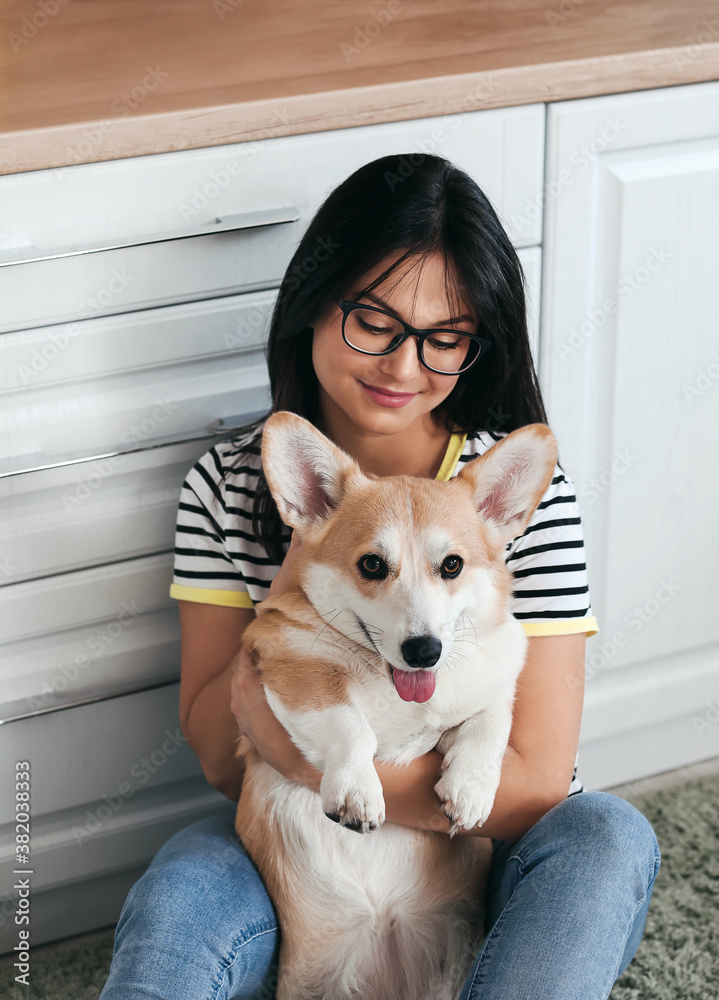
574;792;659;858
552;791;661;889
116;811;278;940
100;812;280;1000
517;791;660;890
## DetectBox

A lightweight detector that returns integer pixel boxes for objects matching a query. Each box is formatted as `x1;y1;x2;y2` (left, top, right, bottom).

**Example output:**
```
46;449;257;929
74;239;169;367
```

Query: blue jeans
99;790;660;999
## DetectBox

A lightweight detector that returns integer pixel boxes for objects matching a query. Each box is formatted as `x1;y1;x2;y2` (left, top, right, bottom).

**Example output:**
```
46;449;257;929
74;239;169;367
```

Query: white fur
243;758;491;1000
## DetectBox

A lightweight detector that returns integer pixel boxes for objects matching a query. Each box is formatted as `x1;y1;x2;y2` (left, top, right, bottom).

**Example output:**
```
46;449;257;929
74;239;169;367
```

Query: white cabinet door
540;80;719;790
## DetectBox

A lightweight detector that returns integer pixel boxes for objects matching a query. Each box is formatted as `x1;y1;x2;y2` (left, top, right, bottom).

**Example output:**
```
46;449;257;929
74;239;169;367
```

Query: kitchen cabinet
539;79;719;790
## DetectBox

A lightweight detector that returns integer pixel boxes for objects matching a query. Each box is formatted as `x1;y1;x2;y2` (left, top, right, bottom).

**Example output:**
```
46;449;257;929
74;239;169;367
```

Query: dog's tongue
391;667;436;703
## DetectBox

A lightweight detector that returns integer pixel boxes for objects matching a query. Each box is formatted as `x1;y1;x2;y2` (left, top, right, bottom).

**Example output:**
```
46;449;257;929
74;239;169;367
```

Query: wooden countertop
1;0;718;175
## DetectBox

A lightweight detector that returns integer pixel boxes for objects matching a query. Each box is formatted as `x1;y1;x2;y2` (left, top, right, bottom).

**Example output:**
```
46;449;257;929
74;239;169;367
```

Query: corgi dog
234;411;557;1000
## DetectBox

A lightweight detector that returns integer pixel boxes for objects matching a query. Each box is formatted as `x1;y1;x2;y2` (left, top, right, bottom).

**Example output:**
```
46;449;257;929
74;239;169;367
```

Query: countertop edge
2;44;719;176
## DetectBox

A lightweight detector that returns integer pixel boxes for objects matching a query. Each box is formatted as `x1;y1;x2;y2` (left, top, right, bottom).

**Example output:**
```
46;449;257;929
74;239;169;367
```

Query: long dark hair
226;153;551;564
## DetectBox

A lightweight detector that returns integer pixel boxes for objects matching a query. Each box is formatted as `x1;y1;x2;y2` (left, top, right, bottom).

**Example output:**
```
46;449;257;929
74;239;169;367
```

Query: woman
100;153;660;1000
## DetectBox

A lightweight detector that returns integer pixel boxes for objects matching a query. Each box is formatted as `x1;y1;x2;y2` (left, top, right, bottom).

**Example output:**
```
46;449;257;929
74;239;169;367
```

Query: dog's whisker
310;609;344;654
452;634;492;657
346;629;380;646
461;610;485;650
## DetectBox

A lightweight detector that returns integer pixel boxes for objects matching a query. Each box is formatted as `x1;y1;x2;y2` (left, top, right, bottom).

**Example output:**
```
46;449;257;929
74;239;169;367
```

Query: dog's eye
358;554;387;579
441;555;463;578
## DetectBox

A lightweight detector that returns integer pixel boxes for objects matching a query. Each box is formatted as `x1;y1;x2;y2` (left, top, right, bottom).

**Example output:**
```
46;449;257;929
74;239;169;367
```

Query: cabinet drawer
0;439;214;585
0;553;176;718
0;105;545;332
0;684;195;824
0;291;273;473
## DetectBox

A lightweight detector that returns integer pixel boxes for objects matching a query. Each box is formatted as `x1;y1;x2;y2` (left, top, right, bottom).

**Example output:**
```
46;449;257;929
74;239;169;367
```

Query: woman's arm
177;534;303;802
230;626;587;842
178;600;255;802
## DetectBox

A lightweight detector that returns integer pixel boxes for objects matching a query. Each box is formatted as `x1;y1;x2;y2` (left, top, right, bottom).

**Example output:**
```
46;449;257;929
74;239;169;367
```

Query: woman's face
311;252;477;438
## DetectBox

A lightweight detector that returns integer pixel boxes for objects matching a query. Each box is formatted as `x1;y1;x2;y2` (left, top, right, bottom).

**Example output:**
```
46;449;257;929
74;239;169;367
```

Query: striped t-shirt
170;420;599;797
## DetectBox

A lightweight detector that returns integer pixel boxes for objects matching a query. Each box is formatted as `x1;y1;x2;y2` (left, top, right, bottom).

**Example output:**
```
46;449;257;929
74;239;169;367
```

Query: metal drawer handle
0;677;179;725
0;412;269;479
0;206;301;267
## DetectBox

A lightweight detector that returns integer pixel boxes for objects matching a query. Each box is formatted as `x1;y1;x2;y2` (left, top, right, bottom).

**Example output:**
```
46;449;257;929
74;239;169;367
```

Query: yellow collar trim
435;431;467;482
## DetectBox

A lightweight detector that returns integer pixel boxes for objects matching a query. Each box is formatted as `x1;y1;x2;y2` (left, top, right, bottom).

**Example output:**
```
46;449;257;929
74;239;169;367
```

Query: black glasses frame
337;299;492;375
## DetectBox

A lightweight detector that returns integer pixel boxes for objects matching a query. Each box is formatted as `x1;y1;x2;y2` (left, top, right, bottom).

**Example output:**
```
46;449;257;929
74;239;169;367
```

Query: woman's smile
357;378;419;407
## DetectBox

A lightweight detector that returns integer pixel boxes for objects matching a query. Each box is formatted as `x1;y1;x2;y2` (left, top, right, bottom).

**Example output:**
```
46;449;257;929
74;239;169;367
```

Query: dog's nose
401;635;442;668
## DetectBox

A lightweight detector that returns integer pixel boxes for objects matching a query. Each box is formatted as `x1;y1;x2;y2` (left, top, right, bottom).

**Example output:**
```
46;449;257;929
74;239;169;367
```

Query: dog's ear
261;412;363;530
456;424;558;546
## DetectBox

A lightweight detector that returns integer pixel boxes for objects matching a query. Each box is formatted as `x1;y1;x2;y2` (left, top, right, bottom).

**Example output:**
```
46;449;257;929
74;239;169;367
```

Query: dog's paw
434;768;499;837
320;765;385;834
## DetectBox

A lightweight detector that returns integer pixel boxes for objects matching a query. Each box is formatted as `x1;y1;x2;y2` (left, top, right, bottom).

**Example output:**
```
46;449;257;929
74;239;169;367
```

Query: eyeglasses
337;299;492;375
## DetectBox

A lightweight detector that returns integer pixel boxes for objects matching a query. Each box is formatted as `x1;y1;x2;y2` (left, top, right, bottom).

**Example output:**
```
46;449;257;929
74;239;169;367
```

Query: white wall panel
0;684;197;823
0;688;232;952
1;438;219;583
1;289;275;391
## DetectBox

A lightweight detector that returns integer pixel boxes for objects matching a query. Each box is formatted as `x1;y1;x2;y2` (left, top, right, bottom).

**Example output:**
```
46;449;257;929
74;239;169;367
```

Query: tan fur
242;595;353;711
